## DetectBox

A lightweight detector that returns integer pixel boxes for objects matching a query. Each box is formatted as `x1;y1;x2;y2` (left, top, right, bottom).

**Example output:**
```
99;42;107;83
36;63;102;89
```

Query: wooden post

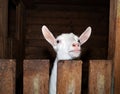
15;2;25;94
0;0;8;58
108;0;116;59
16;1;25;61
57;60;82;94
0;59;16;94
89;60;112;94
23;60;49;94
108;0;120;93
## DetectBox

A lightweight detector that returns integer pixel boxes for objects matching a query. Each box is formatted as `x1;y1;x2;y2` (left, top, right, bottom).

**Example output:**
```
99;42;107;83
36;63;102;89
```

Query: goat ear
42;25;56;46
79;26;92;45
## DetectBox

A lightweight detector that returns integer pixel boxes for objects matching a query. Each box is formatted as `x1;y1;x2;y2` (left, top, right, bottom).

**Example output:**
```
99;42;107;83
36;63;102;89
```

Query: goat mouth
69;50;80;53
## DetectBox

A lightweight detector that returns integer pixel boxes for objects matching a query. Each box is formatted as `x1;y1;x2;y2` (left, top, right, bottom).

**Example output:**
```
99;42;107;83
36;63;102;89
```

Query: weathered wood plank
108;0;120;93
89;60;112;94
108;0;116;59
23;60;49;94
114;0;120;92
0;59;16;94
57;60;82;94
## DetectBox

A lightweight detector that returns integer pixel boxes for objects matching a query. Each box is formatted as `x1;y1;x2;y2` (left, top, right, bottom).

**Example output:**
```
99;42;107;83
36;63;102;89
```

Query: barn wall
7;1;112;94
8;1;109;60
24;6;109;60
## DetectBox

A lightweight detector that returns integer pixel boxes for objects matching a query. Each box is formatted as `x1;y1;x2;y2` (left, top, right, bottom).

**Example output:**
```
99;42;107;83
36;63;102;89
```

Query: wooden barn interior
8;0;110;60
0;0;120;93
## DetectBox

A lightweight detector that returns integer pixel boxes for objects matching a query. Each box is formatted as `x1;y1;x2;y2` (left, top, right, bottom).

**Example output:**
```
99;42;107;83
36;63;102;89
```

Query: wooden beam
0;0;8;58
108;0;120;93
15;2;25;94
108;0;117;59
114;0;120;93
16;1;25;60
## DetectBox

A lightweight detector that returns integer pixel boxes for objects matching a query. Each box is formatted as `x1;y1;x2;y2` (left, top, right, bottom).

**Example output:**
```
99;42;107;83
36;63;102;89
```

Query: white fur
41;25;92;94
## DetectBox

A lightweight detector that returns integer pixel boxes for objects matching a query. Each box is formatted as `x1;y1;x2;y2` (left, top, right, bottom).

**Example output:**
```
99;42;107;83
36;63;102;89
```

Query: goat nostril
72;44;76;47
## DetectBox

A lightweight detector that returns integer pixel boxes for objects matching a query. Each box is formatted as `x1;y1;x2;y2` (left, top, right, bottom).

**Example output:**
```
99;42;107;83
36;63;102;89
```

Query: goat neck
49;58;58;94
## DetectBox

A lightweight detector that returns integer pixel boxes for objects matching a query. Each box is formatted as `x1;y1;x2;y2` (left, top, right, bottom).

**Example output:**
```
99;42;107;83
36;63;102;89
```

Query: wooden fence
0;59;112;94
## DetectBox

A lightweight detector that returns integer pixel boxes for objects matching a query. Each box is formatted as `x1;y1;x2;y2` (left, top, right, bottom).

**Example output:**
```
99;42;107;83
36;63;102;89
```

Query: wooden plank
86;48;108;59
23;60;49;94
26;24;108;36
23;0;108;10
108;0;116;59
26;17;70;25
114;0;120;93
108;0;120;93
26;17;107;25
0;38;2;58
0;59;16;94
26;9;107;18
57;60;82;94
25;46;55;59
89;60;112;94
0;0;8;58
25;54;53;59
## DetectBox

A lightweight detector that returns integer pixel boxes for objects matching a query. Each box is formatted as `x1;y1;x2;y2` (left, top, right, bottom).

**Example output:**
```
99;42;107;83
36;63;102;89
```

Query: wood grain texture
25;9;109;59
0;0;8;58
108;0;120;93
23;60;49;94
0;59;16;94
114;0;120;93
57;60;82;94
89;60;112;94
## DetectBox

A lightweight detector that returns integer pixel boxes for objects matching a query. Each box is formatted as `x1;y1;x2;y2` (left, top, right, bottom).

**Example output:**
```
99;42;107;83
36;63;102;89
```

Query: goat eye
56;40;60;44
78;40;80;43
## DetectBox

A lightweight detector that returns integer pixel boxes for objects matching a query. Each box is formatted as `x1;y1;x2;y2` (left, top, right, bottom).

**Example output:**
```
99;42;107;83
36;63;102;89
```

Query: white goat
42;25;92;94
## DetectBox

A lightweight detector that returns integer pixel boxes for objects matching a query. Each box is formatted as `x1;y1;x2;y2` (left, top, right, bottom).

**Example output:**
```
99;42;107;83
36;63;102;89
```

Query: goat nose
72;43;80;47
